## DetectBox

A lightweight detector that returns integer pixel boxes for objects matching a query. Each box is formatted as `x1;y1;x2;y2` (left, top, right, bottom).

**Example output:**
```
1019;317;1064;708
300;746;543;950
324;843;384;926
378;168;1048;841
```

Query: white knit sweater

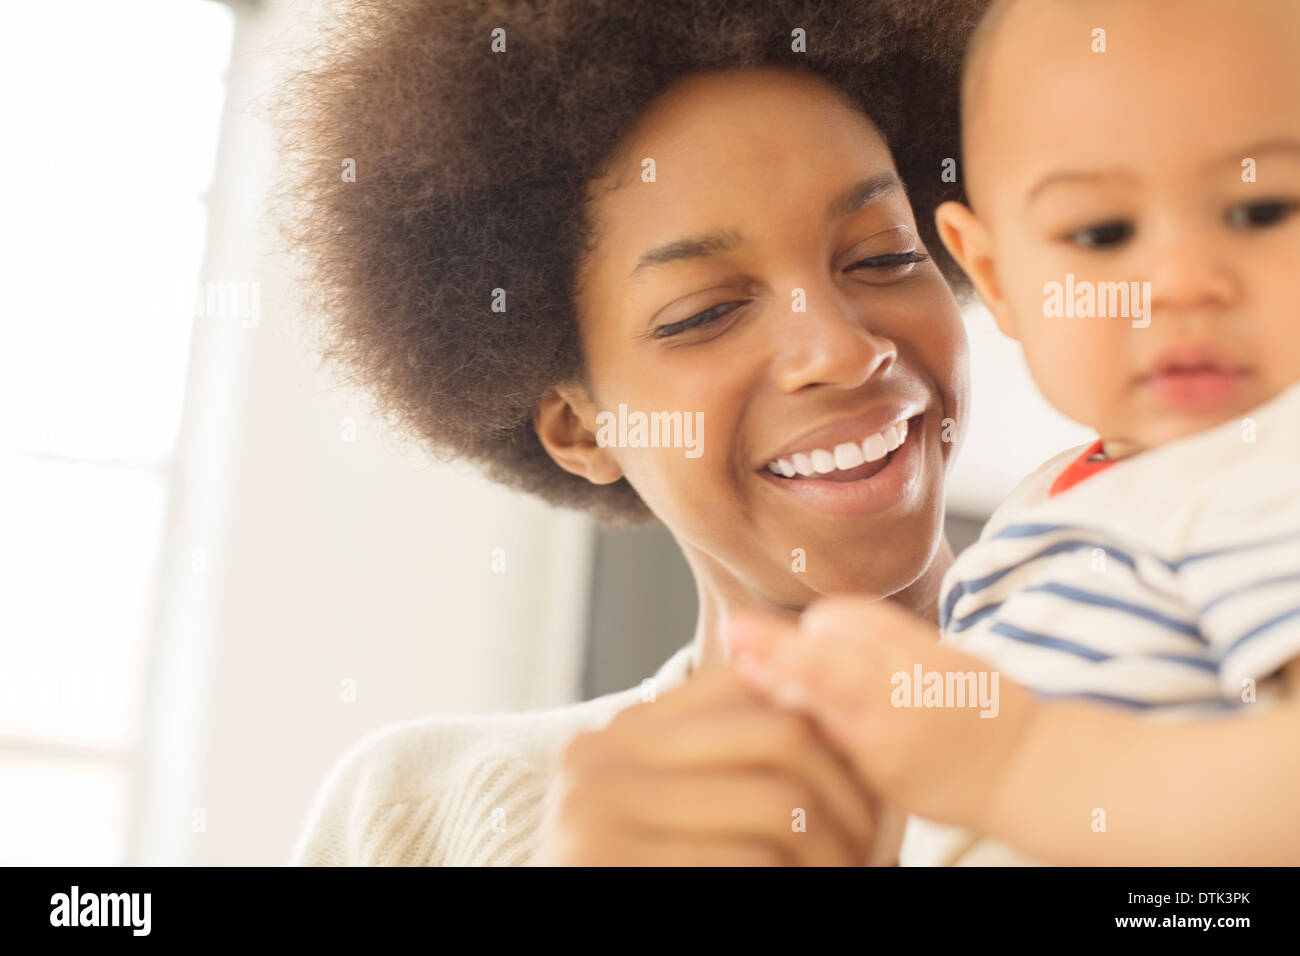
291;642;695;865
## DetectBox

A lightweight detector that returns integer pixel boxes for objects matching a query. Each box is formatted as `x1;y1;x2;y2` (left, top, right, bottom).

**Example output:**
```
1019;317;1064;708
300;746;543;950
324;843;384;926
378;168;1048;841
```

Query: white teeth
834;442;864;470
862;432;889;462
767;419;913;478
810;449;836;474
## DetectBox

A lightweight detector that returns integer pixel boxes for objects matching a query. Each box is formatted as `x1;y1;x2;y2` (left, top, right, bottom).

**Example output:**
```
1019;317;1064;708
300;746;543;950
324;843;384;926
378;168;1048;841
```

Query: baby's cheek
1257;322;1300;397
1017;313;1121;429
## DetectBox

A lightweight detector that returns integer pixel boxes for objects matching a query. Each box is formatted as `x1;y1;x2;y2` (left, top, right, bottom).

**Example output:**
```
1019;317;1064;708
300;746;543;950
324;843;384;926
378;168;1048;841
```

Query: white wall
183;319;595;867
947;306;1095;516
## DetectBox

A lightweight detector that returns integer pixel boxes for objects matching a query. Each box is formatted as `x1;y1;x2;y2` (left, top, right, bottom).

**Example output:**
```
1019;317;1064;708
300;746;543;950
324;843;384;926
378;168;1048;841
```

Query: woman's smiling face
556;66;969;609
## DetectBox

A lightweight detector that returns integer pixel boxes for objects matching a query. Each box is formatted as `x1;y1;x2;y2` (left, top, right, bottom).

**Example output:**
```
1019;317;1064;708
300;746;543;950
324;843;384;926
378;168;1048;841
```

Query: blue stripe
993;523;1082;540
1221;605;1300;659
990;622;1113;662
1021;582;1204;641
989;623;1219;674
987;522;1300;573
948;601;1002;634
1150;653;1218;673
1033;690;1239;712
1032;690;1156;709
1174;530;1300;570
941;540;1140;628
1199;572;1300;616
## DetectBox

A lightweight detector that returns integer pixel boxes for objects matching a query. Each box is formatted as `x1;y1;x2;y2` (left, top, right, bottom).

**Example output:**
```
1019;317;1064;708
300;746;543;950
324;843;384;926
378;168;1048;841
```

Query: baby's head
939;0;1300;453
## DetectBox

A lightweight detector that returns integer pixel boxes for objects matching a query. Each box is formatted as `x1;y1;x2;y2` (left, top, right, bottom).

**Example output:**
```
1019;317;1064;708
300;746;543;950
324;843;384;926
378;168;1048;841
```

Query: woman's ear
935;200;1018;341
533;385;625;485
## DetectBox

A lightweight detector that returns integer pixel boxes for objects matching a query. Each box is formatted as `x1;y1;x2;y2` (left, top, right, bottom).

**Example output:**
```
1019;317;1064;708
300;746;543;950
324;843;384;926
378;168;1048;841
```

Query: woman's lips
759;415;925;517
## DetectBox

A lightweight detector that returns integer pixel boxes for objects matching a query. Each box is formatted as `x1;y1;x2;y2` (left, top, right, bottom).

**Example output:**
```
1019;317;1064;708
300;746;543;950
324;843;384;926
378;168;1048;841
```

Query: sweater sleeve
289;648;687;866
290;719;556;866
290;730;375;866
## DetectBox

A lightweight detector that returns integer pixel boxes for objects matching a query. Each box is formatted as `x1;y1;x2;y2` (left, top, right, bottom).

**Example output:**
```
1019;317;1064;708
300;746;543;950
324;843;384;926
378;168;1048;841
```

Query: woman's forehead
587;72;896;241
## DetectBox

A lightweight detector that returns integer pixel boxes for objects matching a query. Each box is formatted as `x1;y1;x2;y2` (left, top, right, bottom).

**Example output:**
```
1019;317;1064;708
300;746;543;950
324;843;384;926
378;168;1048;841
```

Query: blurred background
0;0;1092;865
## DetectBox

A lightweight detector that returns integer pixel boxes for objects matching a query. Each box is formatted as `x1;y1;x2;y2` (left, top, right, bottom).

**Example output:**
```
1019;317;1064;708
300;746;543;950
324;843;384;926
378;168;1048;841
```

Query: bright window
0;0;235;865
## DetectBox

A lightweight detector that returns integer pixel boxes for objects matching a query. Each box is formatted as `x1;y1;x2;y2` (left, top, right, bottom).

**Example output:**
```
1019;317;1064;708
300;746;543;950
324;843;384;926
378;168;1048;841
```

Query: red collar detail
1048;440;1117;497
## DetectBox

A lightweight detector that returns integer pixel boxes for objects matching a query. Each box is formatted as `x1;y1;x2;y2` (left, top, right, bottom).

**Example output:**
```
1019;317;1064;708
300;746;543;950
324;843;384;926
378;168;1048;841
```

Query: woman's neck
685;536;954;675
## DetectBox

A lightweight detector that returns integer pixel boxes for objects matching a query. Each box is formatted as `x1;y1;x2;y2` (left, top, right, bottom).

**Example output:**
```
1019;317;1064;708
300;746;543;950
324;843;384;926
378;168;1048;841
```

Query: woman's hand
533;662;884;865
726;595;1039;830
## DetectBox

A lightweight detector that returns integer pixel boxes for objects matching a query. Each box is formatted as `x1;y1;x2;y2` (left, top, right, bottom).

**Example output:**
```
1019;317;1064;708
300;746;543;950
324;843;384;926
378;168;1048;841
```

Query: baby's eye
1227;199;1298;229
1065;220;1134;249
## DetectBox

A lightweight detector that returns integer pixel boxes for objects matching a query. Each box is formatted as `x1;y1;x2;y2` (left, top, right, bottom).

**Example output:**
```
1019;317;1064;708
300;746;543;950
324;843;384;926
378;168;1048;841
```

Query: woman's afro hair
278;0;987;525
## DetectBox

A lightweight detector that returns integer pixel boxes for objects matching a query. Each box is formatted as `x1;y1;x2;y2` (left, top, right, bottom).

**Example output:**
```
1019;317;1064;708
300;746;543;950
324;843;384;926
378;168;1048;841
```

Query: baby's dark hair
278;0;986;525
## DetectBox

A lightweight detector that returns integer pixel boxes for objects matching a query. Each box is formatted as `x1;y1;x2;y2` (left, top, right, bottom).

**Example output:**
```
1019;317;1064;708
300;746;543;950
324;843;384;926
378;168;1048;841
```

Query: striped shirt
901;382;1300;866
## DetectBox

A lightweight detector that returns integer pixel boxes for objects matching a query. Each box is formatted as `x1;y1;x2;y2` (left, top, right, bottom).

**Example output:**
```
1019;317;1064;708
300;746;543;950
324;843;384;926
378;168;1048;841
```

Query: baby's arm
983;657;1300;865
727;597;1300;865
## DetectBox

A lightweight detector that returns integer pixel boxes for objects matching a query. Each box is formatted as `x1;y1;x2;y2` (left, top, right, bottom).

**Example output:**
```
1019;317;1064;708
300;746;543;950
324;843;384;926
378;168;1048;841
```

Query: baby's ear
934;201;1018;340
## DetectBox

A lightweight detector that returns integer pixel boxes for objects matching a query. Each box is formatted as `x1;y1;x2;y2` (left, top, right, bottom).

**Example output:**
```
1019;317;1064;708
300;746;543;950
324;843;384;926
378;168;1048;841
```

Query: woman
283;0;983;865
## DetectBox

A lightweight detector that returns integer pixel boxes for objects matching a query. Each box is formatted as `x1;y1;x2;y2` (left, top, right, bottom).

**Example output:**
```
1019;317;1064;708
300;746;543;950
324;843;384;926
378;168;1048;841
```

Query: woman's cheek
612;442;726;523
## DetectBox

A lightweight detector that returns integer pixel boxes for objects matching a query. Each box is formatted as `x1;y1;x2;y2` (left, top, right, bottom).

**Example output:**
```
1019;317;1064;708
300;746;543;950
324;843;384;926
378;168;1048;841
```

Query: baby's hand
725;595;1039;830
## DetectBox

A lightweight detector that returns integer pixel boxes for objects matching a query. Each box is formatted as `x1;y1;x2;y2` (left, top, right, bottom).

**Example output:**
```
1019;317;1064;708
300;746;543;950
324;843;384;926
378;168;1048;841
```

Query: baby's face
961;0;1300;451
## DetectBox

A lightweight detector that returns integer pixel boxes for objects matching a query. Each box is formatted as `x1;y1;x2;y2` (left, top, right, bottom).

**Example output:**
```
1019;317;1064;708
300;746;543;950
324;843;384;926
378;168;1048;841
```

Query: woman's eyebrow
628;174;904;278
630;230;744;277
825;173;905;220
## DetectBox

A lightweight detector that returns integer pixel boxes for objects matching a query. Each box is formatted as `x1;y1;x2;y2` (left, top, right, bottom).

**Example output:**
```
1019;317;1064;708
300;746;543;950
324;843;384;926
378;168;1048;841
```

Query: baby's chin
1091;373;1295;451
1114;401;1270;453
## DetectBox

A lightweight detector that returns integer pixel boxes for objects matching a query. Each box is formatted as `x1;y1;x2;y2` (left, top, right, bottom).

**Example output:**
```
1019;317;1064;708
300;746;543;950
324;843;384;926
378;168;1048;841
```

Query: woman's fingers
724;598;927;801
576;667;877;861
601;705;877;862
556;768;863;866
543;665;880;865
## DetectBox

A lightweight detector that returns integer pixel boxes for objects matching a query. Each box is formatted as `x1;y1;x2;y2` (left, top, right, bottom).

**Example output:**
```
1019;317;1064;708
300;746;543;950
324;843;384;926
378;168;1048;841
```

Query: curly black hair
278;0;986;525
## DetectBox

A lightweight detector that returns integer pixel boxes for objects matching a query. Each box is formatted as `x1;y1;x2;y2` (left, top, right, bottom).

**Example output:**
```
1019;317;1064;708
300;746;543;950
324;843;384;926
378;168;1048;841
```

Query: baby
727;0;1300;865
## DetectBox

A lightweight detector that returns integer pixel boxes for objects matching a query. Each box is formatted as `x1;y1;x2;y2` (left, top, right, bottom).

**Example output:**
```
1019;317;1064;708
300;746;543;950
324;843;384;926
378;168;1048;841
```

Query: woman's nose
770;287;897;393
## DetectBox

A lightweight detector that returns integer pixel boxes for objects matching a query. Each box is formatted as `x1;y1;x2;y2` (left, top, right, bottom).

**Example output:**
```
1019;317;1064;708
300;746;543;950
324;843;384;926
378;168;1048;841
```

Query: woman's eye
652;301;742;339
845;249;930;279
1227;199;1298;229
1065;220;1134;248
